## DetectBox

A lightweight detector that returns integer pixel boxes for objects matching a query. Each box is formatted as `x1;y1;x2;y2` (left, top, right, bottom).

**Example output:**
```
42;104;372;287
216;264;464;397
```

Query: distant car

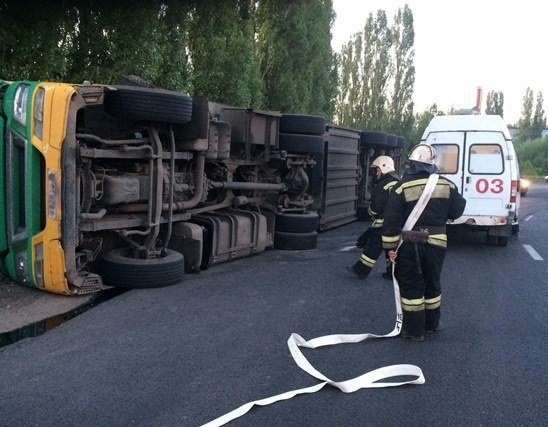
520;178;530;196
545;175;548;183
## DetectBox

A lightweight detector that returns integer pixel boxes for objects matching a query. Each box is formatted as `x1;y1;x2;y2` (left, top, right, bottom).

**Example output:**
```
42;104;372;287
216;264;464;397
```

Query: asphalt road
1;183;546;427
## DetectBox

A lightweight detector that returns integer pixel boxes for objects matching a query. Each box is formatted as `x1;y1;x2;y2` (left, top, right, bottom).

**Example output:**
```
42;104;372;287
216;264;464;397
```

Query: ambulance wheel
274;231;318;250
486;235;498;246
497;236;508;247
512;223;519;235
104;86;193;124
275;211;319;233
101;248;185;288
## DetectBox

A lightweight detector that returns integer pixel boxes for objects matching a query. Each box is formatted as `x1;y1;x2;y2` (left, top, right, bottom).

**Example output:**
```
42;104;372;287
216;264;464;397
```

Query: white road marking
340;245;356;252
524;215;534;222
523;244;544;261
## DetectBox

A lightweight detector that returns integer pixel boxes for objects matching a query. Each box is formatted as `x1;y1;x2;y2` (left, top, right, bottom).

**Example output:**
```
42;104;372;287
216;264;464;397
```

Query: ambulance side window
432;144;458;173
468;144;503;174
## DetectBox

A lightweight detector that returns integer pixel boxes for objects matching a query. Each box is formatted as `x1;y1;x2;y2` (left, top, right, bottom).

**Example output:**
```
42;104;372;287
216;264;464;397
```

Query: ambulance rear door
462;131;511;218
424;131;465;192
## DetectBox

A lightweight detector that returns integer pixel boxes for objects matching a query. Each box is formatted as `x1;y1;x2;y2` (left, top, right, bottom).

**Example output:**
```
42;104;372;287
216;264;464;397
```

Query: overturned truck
0;80;326;294
0;80;406;294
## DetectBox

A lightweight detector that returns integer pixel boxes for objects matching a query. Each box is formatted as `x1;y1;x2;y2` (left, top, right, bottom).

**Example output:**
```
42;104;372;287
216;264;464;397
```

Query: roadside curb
0;278;97;336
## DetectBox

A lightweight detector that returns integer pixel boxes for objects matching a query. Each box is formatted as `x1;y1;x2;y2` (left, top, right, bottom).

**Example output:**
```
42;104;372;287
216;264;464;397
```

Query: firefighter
347;156;400;280
382;145;466;341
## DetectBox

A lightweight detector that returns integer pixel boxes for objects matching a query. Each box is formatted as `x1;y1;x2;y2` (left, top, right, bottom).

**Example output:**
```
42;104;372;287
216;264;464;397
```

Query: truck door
0;93;6;255
2;81;41;286
425;131;464;192
462;131;510;217
0;79;10;256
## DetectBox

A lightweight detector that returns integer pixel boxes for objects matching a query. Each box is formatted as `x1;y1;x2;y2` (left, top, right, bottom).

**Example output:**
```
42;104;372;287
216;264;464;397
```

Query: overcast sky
331;0;546;124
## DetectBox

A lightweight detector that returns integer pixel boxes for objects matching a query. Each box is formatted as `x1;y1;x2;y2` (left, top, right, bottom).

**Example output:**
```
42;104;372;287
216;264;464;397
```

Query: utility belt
402;225;446;244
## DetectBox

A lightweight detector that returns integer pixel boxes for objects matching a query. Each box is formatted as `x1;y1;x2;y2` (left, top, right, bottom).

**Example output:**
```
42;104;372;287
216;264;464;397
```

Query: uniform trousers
394;242;445;337
353;227;388;278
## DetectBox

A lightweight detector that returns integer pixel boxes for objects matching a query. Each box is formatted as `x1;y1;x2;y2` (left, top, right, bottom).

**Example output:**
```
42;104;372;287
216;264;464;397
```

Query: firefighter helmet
408;144;437;165
371;156;395;174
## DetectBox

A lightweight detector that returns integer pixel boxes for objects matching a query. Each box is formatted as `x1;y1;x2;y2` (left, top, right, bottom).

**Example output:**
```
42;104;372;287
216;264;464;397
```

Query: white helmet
408;144;437;165
371;156;395;174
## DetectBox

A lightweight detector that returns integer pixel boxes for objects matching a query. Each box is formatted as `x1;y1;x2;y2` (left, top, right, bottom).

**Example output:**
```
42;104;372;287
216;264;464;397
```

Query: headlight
34;87;45;139
521;179;530;189
34;242;45;288
16;251;29;284
13;84;30;125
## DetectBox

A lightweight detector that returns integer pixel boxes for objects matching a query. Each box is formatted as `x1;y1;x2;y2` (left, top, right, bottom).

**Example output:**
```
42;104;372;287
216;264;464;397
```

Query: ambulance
421;114;520;246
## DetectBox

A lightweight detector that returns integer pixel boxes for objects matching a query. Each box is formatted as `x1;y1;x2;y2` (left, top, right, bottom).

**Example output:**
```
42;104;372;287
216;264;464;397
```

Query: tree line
0;0;546;173
0;0;336;118
0;0;413;137
488;86;547;177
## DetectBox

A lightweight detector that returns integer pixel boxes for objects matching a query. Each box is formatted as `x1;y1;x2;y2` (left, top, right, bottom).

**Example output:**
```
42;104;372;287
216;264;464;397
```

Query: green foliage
0;0;71;80
516;87;546;142
0;0;192;89
257;0;337;118
388;5;415;138
485;90;504;117
188;0;262;106
64;1;167;85
406;104;443;155
514;137;548;177
531;91;546;139
334;6;415;141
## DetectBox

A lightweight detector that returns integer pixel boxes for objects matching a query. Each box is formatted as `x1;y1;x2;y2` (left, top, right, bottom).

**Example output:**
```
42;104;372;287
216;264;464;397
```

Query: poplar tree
518;87;534;142
485;91;494;114
0;0;71;80
155;2;192;91
336;34;364;127
389;5;415;136
365;10;392;130
257;0;337;118
495;92;505;117
188;0;262;107
485;90;504;117
335;6;415;135
62;0;166;85
531;91;546;139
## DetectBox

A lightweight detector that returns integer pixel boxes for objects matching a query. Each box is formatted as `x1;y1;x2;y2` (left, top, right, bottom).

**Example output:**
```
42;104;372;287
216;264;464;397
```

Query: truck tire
101;248;185;288
104;86;193;124
280;114;326;135
173;96;209;141
361;131;388;147
279;133;325;154
274;231;318;250
275;211;319;233
120;74;156;88
387;133;398;147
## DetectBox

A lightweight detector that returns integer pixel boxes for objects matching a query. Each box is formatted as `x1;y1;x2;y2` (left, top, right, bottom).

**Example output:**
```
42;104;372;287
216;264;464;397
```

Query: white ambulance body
421;115;520;246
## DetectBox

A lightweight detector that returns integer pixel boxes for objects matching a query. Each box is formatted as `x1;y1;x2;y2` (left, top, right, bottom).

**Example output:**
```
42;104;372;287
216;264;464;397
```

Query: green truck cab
0;80;44;286
0;79;320;294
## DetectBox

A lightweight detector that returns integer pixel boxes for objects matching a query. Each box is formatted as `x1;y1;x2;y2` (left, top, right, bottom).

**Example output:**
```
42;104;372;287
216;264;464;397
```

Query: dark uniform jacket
382;171;466;249
368;171;400;229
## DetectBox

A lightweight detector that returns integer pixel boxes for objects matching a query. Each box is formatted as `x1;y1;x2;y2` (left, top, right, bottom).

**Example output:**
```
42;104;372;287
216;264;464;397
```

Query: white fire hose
202;175;440;427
